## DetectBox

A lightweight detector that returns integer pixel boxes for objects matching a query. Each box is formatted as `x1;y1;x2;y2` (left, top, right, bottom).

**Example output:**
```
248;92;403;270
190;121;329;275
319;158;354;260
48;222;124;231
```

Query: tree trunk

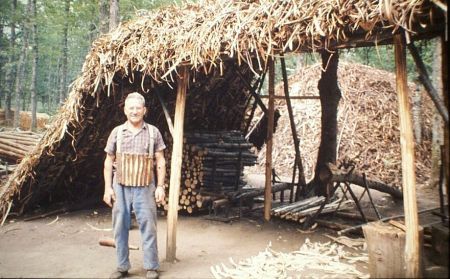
412;84;422;144
109;0;119;31
5;0;17;125
0;23;4;108
312;51;341;197
99;0;109;34
59;0;70;106
13;0;31;129
45;60;54;113
30;0;38;131
431;37;443;188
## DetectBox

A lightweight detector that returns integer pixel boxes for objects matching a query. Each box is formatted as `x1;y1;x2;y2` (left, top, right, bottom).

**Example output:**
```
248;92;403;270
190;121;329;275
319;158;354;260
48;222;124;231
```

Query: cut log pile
271;196;354;223
162;131;257;213
0;130;42;163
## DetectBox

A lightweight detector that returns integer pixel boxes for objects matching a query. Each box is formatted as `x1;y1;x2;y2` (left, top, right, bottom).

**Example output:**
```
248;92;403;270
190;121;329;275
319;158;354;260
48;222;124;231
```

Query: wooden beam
166;66;188;262
244;71;267;134
407;43;449;124
155;91;174;137
234;66;268;114
264;58;275;221
259;95;320;100
394;34;421;278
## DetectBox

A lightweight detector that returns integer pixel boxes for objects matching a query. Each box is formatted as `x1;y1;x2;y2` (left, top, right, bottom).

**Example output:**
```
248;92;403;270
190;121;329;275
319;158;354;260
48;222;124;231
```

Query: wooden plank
393;34;421;278
166;66;188;262
264;58;275;221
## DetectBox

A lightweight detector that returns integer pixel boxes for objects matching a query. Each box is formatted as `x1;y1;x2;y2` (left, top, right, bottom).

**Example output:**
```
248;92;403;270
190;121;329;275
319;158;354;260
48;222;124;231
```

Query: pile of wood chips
210;238;368;279
248;62;434;189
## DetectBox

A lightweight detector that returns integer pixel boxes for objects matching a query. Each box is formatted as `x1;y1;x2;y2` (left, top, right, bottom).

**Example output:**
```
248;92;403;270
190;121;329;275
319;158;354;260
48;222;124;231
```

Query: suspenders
116;123;155;155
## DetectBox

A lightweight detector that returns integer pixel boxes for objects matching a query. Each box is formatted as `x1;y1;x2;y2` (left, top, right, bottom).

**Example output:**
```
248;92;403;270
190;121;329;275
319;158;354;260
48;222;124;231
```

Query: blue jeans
112;176;159;271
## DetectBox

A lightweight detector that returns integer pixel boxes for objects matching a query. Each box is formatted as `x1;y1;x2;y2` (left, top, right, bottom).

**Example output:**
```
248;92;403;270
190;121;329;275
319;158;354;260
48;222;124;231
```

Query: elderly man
103;92;166;279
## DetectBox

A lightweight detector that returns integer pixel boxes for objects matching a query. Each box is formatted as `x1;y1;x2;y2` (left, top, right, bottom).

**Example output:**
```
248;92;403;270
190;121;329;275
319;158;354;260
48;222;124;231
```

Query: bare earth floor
0;175;447;278
0;207;349;278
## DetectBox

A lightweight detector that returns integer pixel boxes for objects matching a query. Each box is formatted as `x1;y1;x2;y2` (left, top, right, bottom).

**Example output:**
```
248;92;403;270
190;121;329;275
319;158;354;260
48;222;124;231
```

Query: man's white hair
125;92;146;106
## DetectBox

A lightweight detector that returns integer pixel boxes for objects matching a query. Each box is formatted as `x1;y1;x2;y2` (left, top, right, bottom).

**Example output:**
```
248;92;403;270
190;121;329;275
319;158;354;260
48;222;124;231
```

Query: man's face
124;98;147;125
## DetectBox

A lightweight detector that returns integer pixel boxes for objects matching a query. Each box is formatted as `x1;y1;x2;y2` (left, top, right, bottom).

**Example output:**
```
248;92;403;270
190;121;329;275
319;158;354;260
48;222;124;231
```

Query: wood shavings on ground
211;238;369;279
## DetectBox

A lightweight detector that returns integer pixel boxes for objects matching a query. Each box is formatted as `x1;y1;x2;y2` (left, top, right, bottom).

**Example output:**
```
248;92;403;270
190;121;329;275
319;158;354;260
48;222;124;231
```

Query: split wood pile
211;238;368;279
0;130;42;163
271;196;354;223
162;131;257;213
249;62;434;189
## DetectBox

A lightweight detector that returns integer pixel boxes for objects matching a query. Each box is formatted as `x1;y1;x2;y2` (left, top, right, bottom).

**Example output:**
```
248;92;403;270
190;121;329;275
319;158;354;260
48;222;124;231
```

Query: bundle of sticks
162;131;257;213
271;196;354;223
0;130;42;163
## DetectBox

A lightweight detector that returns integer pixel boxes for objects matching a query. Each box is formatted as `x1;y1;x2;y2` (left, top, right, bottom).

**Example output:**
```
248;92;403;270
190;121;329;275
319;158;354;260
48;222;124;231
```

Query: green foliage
341;40;436;80
0;0;178;116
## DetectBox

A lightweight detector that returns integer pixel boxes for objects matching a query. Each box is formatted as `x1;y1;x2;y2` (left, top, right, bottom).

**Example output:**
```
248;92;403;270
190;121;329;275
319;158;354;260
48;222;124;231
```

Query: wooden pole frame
394;34;421;278
264;58;275;221
166;66;189;262
280;54;307;202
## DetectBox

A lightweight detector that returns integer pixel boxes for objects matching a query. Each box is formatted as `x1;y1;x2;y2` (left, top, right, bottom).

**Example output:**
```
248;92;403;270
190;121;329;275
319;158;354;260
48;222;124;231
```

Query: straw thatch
0;0;445;220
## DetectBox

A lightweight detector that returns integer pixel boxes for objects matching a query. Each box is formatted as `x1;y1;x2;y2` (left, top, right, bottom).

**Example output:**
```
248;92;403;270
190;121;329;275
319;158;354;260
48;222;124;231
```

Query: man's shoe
146;270;159;279
110;270;128;279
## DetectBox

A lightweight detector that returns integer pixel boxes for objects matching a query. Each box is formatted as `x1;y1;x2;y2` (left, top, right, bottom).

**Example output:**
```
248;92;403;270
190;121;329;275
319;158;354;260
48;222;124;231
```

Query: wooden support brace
155;90;174;137
280;54;307;202
407;43;449;124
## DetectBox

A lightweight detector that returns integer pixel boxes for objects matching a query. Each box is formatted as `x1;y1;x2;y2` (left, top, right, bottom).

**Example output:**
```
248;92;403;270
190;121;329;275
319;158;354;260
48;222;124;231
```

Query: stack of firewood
0;130;42;163
162;131;257;213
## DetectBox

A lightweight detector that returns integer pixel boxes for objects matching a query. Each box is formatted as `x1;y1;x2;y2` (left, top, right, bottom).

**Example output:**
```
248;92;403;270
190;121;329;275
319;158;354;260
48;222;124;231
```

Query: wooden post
166;66;188;262
394;34;421;278
441;36;449;209
264;58;275;221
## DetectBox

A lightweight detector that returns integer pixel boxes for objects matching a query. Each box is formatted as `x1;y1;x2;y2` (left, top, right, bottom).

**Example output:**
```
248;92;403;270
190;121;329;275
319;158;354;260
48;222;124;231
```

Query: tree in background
59;0;70;106
30;0;38;131
109;0;119;31
13;0;31;128
3;0;17;125
99;0;109;34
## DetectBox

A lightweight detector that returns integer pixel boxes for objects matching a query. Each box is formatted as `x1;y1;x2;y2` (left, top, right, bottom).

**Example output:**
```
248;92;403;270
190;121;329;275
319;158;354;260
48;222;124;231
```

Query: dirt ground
1;207;353;278
0;174;448;278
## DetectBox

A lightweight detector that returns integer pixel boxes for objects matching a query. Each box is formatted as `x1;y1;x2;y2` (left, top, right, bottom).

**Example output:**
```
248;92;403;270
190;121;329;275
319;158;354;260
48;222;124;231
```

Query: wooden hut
0;0;446;275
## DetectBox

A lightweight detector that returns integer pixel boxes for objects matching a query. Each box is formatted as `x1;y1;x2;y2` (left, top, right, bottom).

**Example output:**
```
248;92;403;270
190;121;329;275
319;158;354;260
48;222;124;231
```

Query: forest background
0;0;436;131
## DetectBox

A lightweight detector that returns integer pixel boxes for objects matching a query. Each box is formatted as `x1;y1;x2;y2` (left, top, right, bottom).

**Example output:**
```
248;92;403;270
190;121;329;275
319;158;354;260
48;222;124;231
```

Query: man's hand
103;187;116;207
155;186;165;204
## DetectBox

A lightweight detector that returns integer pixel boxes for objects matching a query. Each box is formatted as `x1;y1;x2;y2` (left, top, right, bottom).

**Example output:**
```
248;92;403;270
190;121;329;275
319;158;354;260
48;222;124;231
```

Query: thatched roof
0;0;445;220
